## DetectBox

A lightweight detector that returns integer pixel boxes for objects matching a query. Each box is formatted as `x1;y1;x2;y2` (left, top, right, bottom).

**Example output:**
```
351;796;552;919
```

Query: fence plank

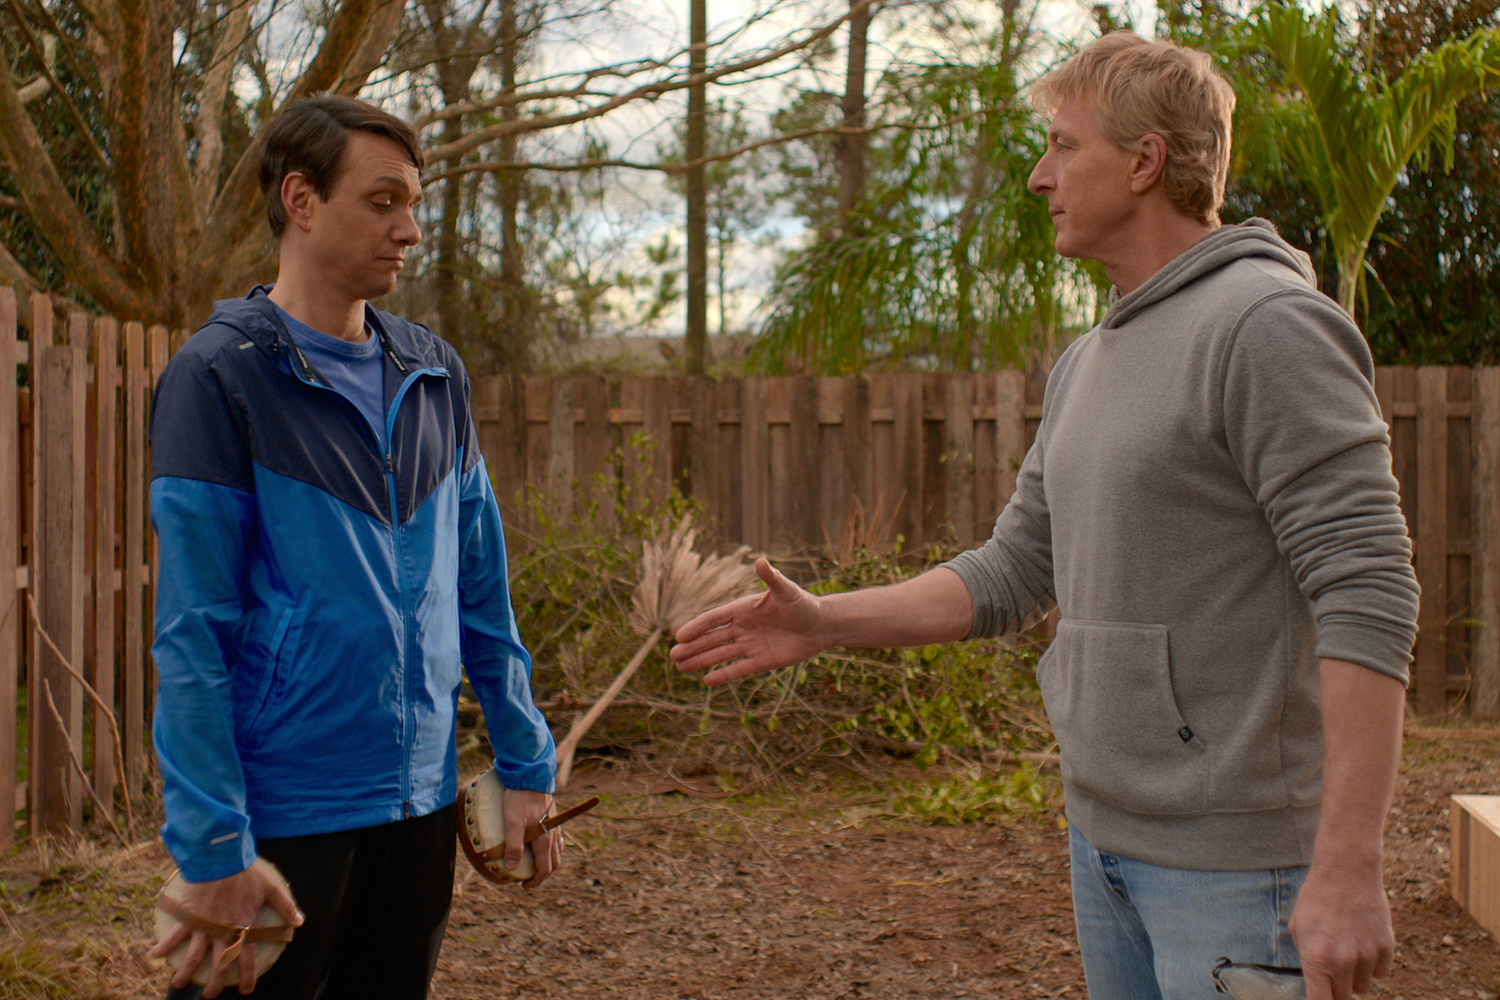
843;375;871;543
945;375;975;548
33;344;87;835
789;376;819;553
26;294;52;826
643;377;670;507
122;322;146;798
740;377;768;552
690;377;719;532
0;289;16;847
548;376;574;518
893;375;923;557
92;318;118;817
1473;367;1500;720
1415;367;1449;716
489;376;526;520
573;375;609;523
714;379;740;547
995;370;1027;511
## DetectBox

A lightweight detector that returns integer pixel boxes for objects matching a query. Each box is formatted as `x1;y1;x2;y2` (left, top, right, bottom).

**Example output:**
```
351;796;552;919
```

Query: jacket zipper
383;366;448;819
279;335;450;820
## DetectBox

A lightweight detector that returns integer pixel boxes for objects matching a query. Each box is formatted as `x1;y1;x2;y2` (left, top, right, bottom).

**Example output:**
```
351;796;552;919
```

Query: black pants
167;804;457;1000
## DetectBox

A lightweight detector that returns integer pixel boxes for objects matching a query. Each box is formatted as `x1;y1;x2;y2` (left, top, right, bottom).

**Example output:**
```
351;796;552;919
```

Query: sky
232;0;1167;339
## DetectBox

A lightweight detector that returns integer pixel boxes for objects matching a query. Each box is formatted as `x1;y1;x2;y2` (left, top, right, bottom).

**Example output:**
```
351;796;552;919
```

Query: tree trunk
685;0;708;375
498;0;528;374
836;0;870;229
1338;241;1365;321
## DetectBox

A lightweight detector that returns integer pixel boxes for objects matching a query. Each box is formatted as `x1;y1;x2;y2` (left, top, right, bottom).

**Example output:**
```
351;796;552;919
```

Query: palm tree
1252;4;1500;318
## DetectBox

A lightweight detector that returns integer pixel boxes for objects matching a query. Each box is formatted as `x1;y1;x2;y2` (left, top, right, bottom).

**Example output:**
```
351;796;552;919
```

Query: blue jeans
1069;825;1307;1000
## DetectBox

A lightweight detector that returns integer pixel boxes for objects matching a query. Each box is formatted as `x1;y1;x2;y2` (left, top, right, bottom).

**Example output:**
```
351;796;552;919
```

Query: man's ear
1127;133;1169;195
280;173;318;234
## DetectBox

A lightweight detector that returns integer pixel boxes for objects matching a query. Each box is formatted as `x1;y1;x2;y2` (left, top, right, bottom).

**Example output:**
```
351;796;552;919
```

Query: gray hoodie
945;220;1420;870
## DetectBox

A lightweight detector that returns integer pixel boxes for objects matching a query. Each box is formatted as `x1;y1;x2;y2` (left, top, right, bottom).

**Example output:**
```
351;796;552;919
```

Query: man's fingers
202;937;230;999
524;829;559;888
1302;966;1336;1000
704;656;777;686
149;922;189;959
171;933;209;989
756;557;799;600
259;868;304;927
673;602;739;645
672;633;745;673
237;942;258;995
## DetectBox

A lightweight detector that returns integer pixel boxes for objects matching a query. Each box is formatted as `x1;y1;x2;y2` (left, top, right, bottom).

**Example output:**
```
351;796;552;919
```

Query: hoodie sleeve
452;363;557;793
1222;289;1420;682
149;338;260;882
942;365;1060;638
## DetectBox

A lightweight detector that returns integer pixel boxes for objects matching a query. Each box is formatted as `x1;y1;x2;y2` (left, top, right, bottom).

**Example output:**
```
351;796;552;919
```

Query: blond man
671;32;1418;1000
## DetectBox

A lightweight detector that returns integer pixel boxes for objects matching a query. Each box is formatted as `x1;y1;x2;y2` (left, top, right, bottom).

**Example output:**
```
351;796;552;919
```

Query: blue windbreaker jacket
149;287;555;882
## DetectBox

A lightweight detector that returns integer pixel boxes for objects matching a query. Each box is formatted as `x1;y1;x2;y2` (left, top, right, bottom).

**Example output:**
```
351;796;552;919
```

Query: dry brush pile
490;482;1058;807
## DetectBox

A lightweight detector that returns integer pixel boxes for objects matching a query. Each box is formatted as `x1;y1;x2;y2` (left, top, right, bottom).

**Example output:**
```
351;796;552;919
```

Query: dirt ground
2;726;1497;1000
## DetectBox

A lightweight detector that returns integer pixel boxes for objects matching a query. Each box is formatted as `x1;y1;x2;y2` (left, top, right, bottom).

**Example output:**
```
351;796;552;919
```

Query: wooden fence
3;286;1497;844
478;369;1500;725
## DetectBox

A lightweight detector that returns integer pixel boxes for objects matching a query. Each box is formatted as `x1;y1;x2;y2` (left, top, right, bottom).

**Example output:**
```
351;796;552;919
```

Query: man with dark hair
147;93;559;999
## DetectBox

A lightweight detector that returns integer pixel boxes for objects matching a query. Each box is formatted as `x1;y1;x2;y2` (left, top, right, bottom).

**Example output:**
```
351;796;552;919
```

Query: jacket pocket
238;603;298;747
1037;619;1208;816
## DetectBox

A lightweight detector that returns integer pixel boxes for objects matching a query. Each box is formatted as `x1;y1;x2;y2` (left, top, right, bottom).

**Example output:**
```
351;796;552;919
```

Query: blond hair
1031;32;1235;226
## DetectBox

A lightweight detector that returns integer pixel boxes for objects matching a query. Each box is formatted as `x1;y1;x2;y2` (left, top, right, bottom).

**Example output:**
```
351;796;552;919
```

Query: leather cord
155;891;295;965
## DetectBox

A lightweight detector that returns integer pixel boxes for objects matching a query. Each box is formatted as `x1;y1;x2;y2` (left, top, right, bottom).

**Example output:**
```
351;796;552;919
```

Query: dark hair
257;94;425;239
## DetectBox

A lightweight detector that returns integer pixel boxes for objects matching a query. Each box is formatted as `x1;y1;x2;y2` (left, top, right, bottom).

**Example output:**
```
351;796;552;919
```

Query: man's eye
373;200;392;210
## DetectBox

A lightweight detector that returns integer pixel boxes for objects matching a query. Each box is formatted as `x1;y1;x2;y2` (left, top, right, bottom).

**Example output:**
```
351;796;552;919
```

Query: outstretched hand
669;558;825;684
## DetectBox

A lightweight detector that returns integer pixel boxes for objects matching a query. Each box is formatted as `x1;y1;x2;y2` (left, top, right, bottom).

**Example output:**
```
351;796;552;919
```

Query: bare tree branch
0;50;147;316
423;0;881;162
192;0;256;218
1;2;111;172
422;100;1013;181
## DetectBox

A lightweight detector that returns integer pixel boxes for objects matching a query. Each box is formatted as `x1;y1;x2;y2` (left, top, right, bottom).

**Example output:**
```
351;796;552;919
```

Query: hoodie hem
1064;787;1320;871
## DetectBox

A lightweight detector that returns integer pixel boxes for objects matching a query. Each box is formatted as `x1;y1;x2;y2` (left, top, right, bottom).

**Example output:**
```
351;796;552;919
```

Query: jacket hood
204;285;444;372
1101;219;1318;330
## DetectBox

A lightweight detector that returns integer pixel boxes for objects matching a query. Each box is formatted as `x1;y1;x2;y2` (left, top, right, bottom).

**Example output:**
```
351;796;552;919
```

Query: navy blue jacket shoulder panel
150;287;466;526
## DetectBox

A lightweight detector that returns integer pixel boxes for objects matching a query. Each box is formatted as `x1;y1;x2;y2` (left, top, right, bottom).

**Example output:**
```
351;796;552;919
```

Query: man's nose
395;207;422;246
1027;154;1051;194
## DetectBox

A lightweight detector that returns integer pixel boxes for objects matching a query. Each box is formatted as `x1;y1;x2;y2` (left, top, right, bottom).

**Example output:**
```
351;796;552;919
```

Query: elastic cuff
492;758;557;795
1315;621;1413;685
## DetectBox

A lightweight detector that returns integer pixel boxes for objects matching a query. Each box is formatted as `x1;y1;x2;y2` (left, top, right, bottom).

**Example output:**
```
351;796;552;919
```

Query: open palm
670;558;826;684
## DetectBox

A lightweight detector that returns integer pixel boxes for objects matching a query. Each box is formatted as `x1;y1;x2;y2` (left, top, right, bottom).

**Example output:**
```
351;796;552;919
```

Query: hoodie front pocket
1037;619;1208;816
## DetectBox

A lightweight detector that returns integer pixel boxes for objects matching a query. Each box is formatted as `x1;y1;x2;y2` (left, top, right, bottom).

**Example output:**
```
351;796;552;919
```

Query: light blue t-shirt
275;305;389;451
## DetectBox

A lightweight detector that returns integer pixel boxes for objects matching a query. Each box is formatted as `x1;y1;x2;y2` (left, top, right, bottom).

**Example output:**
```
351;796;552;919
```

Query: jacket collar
207;285;443;373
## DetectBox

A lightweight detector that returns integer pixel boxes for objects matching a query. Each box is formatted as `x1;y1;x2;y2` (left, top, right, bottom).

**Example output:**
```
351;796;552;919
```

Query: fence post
33;344;87;836
1415;366;1449;716
0;289;16;848
122;322;146;798
1472;367;1500;720
92;318;119;816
